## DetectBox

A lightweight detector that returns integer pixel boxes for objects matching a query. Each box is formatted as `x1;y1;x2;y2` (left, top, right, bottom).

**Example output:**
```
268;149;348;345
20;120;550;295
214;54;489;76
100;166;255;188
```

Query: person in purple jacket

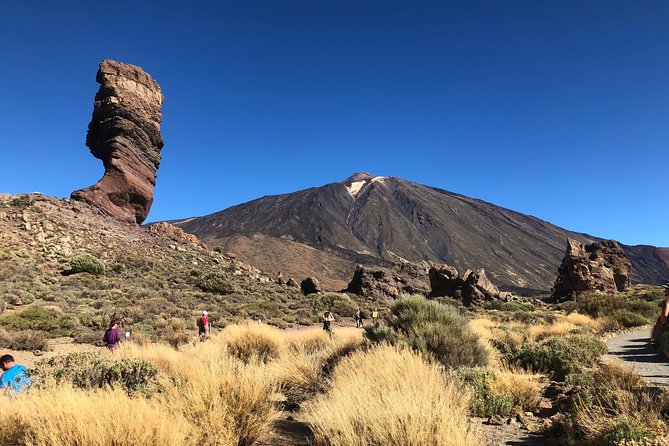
103;319;122;352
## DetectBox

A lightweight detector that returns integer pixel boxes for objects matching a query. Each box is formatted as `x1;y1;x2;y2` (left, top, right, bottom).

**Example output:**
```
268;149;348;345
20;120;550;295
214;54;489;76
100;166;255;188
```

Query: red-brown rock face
71;60;164;224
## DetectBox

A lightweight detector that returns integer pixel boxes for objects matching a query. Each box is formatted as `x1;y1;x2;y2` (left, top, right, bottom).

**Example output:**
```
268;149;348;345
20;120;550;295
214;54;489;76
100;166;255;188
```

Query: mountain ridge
172;173;669;293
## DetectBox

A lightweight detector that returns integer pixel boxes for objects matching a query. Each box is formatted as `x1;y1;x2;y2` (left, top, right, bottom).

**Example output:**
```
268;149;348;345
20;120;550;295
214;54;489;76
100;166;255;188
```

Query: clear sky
1;1;667;246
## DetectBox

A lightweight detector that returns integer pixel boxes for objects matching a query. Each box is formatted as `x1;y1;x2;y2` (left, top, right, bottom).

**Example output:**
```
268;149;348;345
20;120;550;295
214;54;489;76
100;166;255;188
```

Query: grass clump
601;420;654;446
68;253;105;276
0;387;194;446
32;352;159;394
303;344;476;446
565;293;659;329
508;334;606;381
365;295;488;368
220;322;286;363
455;367;514;417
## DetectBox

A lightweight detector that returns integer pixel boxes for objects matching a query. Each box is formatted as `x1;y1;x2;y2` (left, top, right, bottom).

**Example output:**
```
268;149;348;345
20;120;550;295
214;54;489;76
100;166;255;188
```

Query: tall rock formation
345;263;430;300
552;239;632;301
71;60;164;224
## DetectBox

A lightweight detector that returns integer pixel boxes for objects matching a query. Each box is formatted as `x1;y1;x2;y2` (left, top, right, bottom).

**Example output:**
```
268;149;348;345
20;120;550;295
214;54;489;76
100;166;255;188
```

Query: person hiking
197;311;211;339
0;355;31;396
103;319;122;352
354;308;364;328
323;311;335;336
652;284;669;357
371;308;380;326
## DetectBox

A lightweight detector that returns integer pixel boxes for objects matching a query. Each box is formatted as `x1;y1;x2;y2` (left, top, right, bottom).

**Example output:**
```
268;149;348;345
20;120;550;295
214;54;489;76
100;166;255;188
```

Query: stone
301;277;321;295
487;415;505;426
146;222;204;248
552;238;632;301
428;263;464;297
276;272;286;285
428;263;507;306
345;262;430;299
71;59;164;225
534;399;558;418
286;277;299;288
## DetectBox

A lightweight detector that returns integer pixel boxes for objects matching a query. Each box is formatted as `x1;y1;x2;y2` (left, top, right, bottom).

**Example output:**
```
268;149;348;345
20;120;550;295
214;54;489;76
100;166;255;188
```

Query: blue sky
1;1;668;246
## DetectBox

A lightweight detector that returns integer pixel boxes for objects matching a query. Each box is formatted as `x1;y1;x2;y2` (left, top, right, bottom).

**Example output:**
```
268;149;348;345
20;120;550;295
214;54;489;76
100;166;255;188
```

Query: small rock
487;415;505;426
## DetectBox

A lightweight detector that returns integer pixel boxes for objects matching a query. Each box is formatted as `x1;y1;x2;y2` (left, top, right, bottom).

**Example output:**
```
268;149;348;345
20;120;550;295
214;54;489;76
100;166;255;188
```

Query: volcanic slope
174;173;669;293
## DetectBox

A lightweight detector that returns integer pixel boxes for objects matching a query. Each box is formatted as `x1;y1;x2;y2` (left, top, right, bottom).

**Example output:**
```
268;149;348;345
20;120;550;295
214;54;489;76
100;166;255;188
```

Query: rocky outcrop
429;263;511;306
301;277;321;295
71;59;164;225
345;263;430;299
552;238;632;301
146;222;204;248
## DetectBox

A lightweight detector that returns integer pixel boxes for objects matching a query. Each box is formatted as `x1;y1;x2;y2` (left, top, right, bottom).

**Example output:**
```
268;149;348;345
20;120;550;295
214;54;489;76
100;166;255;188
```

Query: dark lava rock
301;276;321;295
345;263;430;299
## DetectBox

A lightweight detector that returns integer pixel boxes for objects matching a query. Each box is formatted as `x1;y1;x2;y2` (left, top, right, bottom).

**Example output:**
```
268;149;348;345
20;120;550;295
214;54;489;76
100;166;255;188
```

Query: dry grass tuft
0;386;194;446
303;344;476;446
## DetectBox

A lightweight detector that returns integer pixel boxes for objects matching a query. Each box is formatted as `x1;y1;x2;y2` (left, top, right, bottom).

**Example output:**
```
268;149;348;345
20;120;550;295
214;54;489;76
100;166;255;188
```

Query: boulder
301;277;321;295
275;272;286;285
71;60;164;225
428;263;506;306
345;262;430;299
286;277;299;288
553;239;632;301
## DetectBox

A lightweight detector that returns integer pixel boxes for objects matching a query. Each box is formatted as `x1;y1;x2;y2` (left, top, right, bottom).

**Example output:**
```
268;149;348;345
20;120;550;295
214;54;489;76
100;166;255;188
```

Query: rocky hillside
174;173;669;293
0;193;346;345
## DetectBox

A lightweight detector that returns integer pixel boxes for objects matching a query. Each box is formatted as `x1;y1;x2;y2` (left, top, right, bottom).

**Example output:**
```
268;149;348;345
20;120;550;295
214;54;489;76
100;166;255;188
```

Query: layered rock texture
71;60;164;225
345;263;430;299
429;264;511;306
552;239;632;300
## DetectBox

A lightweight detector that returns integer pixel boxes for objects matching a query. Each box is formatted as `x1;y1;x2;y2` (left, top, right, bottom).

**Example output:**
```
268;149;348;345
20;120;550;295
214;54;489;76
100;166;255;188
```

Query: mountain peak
343;172;374;183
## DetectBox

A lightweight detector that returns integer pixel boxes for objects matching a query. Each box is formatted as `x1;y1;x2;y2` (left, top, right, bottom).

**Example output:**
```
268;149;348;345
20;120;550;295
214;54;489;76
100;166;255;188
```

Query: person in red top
197;311;211;339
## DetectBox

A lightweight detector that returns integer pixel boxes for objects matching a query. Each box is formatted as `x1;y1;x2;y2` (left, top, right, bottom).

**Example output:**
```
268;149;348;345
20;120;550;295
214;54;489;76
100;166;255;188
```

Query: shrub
221;323;285;363
509;334;607;381
0;305;78;337
313;293;358;317
32;352;159;394
611;309;648;328
571;294;657;327
69;253;105;276
455;367;514;417
303;345;476;446
197;272;235;294
365;296;488;368
500;301;534;312
601;420;654;445
5;330;50;351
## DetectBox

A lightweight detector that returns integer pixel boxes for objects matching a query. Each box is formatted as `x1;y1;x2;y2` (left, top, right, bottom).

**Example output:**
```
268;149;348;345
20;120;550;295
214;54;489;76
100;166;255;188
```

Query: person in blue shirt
0;354;31;396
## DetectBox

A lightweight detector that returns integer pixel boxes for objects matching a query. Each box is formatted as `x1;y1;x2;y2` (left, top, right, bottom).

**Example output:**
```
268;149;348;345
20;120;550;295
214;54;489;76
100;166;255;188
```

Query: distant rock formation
345;263;430;299
301;277;321;295
146;222;204;248
71;59;164;225
429;264;511;306
552;238;632;301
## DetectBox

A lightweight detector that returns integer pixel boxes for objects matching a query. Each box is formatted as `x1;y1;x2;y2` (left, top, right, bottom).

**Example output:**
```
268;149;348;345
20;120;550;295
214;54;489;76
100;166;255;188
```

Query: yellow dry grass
0;386;194;446
495;366;543;410
303;344;477;446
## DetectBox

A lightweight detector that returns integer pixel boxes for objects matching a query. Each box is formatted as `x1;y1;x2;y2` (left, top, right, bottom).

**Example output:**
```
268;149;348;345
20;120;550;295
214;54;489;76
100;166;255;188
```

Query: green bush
0;306;78;337
455;367;514;417
601;420;653;446
313;292;357;317
364;296;488;369
570;294;657;327
509;334;607;381
69;254;105;276
197;272;235;294
611;309;648;328
32;352;159;394
500;301;534;312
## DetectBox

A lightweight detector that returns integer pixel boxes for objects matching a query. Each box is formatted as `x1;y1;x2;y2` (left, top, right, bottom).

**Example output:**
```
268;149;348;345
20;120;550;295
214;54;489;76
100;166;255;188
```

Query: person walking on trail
323;311;335;336
0;355;31;396
355;308;365;328
103;319;122;352
372;308;380;326
197;311;211;339
653;284;669;357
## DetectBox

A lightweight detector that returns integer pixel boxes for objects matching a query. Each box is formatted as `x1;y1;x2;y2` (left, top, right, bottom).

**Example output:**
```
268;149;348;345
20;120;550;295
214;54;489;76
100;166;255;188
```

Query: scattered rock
301;277;321;295
429;263;509;306
553;238;632;301
276;272;286;285
534;399;558;418
286;277;299;288
146;222;205;248
487;415;505;426
345;262;430;299
71;59;164;225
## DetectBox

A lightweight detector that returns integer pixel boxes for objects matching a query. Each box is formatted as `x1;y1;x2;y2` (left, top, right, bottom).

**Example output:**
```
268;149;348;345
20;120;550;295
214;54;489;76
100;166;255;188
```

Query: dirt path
606;327;669;387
